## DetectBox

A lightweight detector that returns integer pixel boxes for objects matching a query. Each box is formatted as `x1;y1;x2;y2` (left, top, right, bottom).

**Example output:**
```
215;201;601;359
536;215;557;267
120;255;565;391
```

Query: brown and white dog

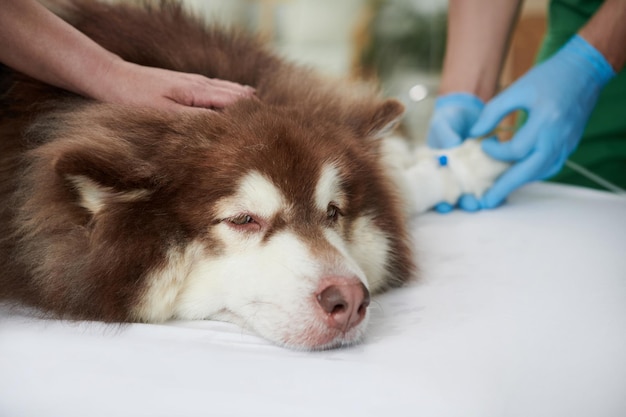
0;0;417;350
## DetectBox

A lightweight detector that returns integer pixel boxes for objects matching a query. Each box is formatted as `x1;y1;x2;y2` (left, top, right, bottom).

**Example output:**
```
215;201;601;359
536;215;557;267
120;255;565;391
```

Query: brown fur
0;0;414;322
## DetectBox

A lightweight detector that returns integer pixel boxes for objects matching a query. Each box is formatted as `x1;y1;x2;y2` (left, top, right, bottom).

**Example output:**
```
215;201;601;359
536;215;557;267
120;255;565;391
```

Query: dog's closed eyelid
223;213;266;232
229;214;255;225
326;203;342;221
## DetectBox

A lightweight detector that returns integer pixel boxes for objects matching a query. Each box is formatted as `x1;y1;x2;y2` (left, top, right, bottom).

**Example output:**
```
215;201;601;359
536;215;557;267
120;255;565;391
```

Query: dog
0;0;510;350
0;0;417;350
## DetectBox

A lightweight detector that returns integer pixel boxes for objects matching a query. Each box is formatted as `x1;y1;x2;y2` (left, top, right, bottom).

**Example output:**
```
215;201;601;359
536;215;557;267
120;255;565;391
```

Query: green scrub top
536;0;626;190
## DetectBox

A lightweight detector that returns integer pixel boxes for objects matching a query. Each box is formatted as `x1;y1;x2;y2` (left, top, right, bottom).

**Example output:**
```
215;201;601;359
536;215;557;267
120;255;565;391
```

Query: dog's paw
406;139;510;214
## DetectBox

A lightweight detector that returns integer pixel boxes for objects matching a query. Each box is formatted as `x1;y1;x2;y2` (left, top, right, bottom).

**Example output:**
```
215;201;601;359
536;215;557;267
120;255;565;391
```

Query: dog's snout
317;280;370;332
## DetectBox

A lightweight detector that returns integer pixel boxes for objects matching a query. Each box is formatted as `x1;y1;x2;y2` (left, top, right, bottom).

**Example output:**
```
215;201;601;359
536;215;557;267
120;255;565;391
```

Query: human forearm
0;0;255;111
439;0;523;101
0;0;119;97
578;0;626;72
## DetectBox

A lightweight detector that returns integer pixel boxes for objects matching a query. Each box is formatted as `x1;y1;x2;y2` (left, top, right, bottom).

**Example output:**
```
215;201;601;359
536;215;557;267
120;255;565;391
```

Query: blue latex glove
427;92;484;149
469;35;616;209
426;93;485;213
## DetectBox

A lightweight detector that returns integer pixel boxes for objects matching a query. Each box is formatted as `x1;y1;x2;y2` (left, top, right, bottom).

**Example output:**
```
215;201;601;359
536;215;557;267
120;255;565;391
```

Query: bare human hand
0;0;255;113
91;57;256;113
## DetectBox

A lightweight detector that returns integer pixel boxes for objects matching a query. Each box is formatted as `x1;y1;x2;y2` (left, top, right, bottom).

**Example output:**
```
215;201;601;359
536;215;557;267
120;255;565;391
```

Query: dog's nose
317;280;370;332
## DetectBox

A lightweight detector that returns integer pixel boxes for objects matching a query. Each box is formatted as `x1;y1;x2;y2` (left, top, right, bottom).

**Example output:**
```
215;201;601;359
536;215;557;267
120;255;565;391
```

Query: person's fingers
151;68;255;109
434;202;454;214
434;195;482;214
458;194;481;212
170;69;254;95
469;89;525;138
192;86;250;108
480;119;542;162
204;76;255;95
427;119;464;149
168;81;254;109
194;75;256;105
480;150;550;209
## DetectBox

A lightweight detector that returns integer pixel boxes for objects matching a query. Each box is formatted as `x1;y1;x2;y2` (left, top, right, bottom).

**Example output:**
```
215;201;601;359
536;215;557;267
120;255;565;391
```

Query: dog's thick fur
0;0;414;349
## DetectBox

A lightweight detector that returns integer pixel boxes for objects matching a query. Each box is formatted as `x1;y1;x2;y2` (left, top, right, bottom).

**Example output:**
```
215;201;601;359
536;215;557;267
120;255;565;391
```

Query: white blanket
1;183;625;417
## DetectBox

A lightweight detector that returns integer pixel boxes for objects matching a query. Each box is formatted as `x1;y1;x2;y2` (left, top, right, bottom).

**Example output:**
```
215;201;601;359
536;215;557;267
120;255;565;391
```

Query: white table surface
1;183;625;417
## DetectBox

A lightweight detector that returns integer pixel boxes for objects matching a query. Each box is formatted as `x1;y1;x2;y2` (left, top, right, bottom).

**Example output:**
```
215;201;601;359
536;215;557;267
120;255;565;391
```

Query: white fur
383;137;510;214
343;216;390;293
314;164;389;292
132;241;205;322
214;171;286;221
314;164;346;212
173;230;368;349
67;175;150;215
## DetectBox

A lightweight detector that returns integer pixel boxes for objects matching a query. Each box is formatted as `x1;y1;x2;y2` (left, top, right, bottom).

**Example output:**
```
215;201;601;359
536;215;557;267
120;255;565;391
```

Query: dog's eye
327;203;341;222
230;214;255;225
225;214;263;233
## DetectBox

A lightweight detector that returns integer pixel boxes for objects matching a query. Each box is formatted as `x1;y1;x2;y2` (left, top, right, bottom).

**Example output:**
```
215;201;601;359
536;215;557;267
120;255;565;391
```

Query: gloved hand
426;93;485;213
469;34;616;209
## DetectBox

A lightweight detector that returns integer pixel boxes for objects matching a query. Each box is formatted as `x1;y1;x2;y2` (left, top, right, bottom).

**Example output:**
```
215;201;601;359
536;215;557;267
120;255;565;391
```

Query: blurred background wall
182;0;548;142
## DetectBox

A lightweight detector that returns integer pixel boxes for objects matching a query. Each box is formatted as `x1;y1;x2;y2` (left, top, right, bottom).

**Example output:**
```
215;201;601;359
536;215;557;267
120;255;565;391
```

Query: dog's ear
351;99;405;140
53;139;157;216
64;174;152;216
40;104;209;216
55;141;153;187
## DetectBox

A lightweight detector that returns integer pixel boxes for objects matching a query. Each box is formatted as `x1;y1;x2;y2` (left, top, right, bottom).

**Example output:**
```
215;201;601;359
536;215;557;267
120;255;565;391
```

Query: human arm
425;0;522;212
438;0;523;102
0;0;255;112
578;0;626;71
470;0;625;209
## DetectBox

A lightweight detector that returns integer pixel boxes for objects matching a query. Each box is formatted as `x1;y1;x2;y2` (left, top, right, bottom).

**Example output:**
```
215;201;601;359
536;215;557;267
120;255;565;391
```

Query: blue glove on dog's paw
470;35;616;209
426;93;485;213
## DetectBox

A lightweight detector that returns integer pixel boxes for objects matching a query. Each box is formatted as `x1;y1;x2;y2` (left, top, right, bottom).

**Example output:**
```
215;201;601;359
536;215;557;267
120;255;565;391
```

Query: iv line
564;159;626;195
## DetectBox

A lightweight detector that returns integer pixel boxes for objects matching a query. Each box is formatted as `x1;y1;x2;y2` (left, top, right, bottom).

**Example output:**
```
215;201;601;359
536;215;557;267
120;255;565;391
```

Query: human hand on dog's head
90;58;256;113
0;0;256;114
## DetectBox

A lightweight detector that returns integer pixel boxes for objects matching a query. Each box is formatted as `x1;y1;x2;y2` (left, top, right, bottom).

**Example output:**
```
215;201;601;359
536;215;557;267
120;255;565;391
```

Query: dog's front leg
383;137;510;215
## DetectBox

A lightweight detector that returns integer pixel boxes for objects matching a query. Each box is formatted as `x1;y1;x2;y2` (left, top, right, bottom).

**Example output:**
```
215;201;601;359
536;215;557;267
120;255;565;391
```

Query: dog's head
21;98;414;349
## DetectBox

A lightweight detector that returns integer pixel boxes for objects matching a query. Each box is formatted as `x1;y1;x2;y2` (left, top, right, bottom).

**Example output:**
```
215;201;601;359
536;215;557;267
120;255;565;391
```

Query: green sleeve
537;0;626;190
